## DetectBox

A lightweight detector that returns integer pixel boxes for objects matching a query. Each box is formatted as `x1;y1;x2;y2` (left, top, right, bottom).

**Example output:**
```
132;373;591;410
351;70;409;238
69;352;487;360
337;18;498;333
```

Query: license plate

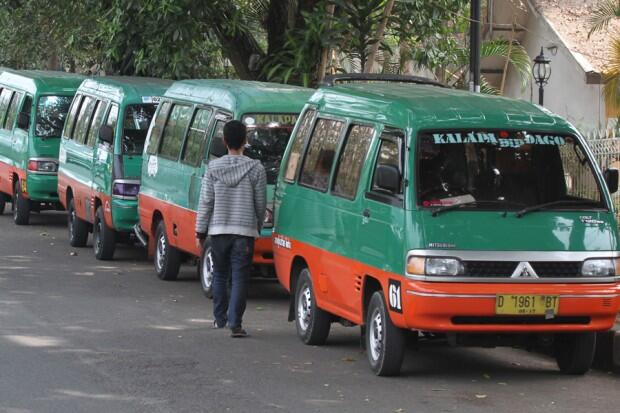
495;294;559;315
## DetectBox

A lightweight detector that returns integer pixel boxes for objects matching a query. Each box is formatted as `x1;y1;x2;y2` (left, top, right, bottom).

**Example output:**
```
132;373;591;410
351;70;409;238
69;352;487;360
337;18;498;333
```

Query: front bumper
398;281;620;333
111;198;139;232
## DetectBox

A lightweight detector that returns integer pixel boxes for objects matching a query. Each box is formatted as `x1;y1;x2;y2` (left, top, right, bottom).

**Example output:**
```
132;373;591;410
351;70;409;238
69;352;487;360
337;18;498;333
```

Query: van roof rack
322;73;446;88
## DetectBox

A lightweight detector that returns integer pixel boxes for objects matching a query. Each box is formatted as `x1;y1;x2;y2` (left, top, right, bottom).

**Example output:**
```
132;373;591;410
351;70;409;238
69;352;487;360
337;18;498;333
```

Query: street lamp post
532;47;551;106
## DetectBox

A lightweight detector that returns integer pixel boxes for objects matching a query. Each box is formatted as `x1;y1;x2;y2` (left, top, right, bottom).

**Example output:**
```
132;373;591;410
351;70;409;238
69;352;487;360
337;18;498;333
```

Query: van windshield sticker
432;132;566;148
141;96;161;104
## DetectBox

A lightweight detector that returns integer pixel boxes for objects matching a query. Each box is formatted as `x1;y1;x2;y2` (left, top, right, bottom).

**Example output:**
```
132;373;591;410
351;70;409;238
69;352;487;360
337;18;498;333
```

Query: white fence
584;128;620;222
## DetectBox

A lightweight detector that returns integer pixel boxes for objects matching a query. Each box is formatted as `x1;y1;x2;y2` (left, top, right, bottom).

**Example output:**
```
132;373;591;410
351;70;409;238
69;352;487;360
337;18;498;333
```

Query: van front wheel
12;180;30;225
295;269;331;345
93;206;116;260
554;332;596;375
366;291;405;376
154;221;181;281
68;198;88;247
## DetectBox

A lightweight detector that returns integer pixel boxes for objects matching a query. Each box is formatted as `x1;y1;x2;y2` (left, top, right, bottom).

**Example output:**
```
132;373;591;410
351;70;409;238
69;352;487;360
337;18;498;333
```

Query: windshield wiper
515;199;604;218
431;200;524;217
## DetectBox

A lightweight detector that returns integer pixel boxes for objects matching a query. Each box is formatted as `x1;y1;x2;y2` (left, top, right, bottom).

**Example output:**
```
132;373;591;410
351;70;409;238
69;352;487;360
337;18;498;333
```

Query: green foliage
588;0;620;38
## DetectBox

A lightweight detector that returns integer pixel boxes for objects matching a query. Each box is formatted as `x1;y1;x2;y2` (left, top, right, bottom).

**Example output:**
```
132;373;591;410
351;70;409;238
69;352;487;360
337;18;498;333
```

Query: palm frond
603;37;620;110
480;76;500;95
481;39;531;90
588;0;620;38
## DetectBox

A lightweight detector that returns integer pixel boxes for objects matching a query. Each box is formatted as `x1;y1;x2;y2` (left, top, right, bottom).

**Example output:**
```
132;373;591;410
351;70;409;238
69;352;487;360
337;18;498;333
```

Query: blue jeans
210;235;255;329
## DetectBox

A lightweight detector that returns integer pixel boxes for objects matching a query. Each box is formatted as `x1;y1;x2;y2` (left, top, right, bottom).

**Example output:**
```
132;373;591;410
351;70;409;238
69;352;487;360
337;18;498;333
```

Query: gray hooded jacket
195;155;267;238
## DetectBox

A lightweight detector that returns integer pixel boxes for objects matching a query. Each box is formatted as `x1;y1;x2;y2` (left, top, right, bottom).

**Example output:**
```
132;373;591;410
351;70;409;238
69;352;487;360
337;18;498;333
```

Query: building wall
499;2;608;133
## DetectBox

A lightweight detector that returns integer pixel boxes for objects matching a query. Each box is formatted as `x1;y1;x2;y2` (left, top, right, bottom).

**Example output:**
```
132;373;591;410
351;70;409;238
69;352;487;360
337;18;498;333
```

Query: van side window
63;94;83;140
368;130;404;205
284;108;315;182
73;96;96;144
182;108;212;166
0;89;14;128
159;104;192;160
18;95;33;131
101;104;119;147
332;124;374;199
299;118;345;192
86;101;108;147
145;101;171;155
208;120;228;160
4;91;23;130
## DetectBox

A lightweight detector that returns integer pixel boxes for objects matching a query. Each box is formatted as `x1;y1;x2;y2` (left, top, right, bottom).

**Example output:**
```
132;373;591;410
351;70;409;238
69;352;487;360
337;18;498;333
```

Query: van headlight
407;256;464;277
581;259;618;277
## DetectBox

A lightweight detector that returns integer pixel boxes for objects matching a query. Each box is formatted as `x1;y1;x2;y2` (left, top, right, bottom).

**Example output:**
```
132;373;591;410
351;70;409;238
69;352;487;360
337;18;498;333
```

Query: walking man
195;120;266;337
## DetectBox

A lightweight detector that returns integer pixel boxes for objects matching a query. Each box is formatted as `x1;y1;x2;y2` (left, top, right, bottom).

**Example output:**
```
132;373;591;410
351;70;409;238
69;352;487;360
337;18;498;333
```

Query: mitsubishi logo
511;262;539;278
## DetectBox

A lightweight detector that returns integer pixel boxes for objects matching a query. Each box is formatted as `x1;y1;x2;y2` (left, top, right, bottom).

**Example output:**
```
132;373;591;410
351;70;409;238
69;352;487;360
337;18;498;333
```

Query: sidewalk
593;315;620;372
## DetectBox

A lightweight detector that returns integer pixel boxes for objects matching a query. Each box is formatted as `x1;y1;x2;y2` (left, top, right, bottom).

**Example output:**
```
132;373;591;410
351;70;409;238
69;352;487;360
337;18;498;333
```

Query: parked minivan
273;74;620;376
0;70;84;224
137;80;313;296
57;77;171;260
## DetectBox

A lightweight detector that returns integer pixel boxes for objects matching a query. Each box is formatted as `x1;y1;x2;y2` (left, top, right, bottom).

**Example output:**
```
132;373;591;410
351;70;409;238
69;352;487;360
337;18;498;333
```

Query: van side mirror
604;168;619;194
209;137;227;158
17;112;29;130
374;164;400;193
99;125;114;145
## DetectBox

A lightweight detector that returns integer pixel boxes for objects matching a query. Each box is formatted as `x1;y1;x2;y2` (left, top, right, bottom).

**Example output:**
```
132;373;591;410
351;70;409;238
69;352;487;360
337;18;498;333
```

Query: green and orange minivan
57;77;171;260
137;80;313;295
273;74;620;376
0;70;84;224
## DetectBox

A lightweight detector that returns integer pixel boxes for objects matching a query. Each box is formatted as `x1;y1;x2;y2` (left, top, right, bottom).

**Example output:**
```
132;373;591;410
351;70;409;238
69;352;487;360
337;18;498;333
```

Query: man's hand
196;232;207;248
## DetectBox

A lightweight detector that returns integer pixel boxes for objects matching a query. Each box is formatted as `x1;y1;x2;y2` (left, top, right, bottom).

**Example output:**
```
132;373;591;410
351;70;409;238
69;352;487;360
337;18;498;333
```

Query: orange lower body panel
273;233;620;333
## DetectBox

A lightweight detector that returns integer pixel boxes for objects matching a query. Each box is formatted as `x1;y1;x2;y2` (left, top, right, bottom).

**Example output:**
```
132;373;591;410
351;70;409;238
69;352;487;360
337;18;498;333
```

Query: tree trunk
317;4;336;83
364;0;395;73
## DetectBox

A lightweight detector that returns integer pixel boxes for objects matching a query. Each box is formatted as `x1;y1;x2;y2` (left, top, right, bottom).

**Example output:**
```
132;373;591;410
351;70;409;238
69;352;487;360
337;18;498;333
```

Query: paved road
0;211;618;413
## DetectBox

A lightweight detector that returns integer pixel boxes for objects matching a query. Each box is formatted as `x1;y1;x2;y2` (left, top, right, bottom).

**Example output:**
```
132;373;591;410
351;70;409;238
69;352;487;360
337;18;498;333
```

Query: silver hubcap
202;249;214;290
69;208;75;237
297;284;312;332
369;309;384;362
156;234;166;271
95;220;102;253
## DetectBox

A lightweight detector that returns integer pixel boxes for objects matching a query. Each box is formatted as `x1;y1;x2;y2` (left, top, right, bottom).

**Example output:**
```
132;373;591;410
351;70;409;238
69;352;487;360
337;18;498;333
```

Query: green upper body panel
0;70;85;97
164;79;314;116
274;82;619;276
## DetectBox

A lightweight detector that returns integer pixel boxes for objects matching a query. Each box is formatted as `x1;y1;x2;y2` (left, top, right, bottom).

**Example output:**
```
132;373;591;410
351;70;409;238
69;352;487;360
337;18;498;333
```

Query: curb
594;326;620;372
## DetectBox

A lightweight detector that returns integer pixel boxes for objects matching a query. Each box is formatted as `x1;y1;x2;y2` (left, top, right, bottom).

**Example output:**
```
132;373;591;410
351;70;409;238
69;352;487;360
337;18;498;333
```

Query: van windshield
416;130;606;211
122;104;157;154
242;113;298;184
35;95;72;138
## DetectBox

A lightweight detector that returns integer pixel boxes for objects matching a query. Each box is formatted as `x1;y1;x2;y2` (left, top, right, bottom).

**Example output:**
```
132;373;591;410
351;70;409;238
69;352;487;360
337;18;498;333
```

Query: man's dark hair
223;120;247;150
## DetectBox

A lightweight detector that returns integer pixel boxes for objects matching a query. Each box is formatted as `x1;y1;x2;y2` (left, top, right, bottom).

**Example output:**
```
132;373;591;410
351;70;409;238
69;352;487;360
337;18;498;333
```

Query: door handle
362;209;370;218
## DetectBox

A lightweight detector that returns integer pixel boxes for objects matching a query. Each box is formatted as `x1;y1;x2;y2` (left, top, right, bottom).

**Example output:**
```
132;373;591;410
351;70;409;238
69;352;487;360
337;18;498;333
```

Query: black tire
154;220;181;281
365;291;406;376
67;198;88;247
0;193;7;215
554;332;596;375
93;206;116;260
12;180;30;225
199;245;214;298
294;269;331;345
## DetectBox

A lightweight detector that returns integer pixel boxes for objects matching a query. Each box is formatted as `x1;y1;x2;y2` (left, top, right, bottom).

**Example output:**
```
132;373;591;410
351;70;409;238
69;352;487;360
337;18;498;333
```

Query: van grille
463;261;582;278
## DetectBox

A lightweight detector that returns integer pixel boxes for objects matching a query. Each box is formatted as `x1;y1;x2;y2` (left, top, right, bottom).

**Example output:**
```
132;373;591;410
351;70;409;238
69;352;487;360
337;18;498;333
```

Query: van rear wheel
154;220;181;281
0;193;6;215
554;332;596;375
12;180;30;225
68;198;88;247
93;206;116;260
366;291;406;376
199;245;214;298
295;269;331;345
